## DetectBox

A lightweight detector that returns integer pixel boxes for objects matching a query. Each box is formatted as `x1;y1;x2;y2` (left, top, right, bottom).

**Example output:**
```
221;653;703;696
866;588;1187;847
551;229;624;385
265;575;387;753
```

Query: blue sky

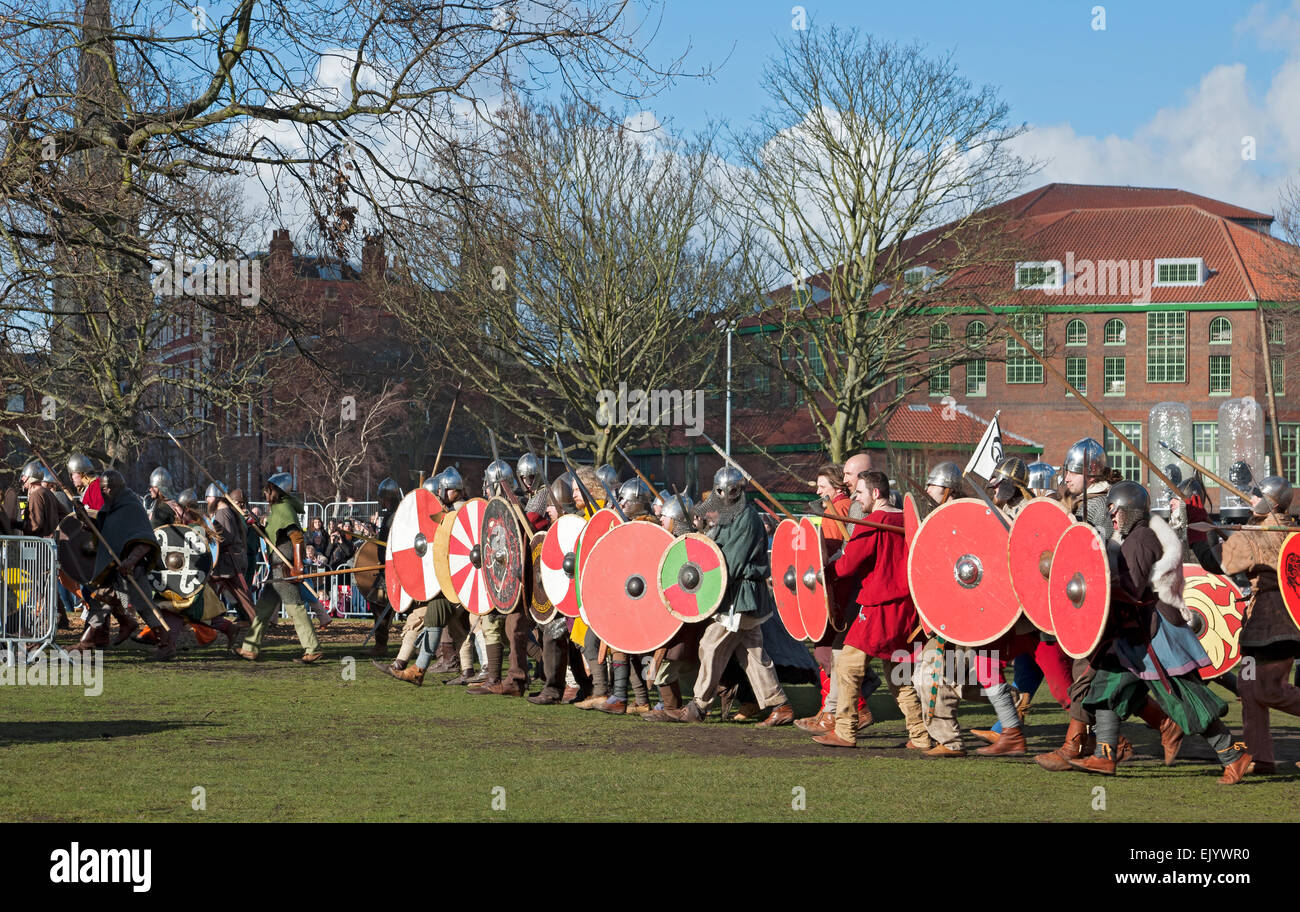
635;0;1300;214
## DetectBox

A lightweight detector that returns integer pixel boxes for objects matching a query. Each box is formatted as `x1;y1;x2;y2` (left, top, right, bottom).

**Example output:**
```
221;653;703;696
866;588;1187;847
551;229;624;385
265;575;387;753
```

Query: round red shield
770;518;805;640
540;513;585;618
580;521;681;654
480;496;525;613
575;507;622;621
1181;564;1245;679
907;499;1020;646
796;517;831;642
528;531;556;625
903;493;922;550
1006;498;1073;634
431;512;459;606
658;532;728;623
1048;522;1111;659
387;488;444;601
447;498;493;615
1279;533;1300;634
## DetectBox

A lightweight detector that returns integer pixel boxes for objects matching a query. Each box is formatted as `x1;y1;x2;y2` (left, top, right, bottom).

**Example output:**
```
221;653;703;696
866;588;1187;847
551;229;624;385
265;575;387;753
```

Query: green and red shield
769;518;805;640
1181;564;1245;679
1048;522;1111;660
581;521;681;653
1006;497;1073;635
658;531;728;624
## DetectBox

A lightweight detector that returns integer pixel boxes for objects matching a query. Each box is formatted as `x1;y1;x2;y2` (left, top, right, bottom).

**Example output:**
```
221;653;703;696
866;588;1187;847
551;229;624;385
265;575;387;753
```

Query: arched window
1209;316;1232;344
1104;318;1126;345
1066;319;1088;346
930;323;950;344
966;320;986;342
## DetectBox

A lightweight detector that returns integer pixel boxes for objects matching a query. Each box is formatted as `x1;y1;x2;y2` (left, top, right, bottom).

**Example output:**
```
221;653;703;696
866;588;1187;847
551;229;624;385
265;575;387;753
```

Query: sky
632;0;1300;217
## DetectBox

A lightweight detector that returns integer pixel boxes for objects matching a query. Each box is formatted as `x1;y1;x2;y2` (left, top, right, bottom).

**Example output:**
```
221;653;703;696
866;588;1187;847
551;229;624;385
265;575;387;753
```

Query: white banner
964;411;1005;479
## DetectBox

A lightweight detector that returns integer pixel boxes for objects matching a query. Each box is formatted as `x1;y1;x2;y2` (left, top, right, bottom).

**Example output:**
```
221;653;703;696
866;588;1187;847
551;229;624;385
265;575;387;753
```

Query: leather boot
466;643;503;692
1218;745;1253;785
1069;742;1117;775
660;680;682;710
109;605;138;646
1035;719;1089;771
795;710;834;733
975;725;1027;756
1136;701;1184;766
641;701;705;723
366;624;389;658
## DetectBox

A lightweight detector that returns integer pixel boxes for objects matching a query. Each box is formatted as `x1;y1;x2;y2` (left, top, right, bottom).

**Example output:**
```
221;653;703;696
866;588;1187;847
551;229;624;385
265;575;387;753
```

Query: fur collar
1148;514;1185;610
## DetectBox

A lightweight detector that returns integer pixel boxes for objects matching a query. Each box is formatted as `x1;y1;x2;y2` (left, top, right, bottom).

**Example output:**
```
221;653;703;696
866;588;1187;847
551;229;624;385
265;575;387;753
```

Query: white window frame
1015;260;1064;290
1153;258;1205;287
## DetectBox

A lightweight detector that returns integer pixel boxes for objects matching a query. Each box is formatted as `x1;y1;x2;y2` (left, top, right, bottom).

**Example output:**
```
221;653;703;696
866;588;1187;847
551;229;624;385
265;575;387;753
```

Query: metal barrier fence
1;535;59;665
325;501;378;524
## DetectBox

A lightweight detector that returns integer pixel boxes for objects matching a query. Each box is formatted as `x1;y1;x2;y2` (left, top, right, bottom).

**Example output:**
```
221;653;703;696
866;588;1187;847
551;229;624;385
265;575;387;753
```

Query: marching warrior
144;466;180;526
642;466;795;727
1219;476;1300;774
646;492;701;712
234;472;323;663
20;459;68;537
366;477;404;658
813;471;927;749
987;456;1031;521
529;472;595;705
1072;482;1251;783
206;481;256;627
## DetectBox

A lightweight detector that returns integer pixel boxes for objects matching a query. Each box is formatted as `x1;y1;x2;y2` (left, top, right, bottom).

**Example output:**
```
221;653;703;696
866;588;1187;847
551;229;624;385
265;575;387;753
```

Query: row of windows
1016;258;1208;290
1061;315;1282;348
930;353;1284;398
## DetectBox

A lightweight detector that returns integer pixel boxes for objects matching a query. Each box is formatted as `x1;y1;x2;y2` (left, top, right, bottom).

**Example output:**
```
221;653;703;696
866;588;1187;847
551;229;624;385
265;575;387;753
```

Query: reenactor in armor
366;477;403;658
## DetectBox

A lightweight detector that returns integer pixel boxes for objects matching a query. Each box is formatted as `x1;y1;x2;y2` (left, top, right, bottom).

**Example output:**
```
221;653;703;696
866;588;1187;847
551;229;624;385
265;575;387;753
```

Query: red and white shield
540;513;585;618
575;507;622;622
386;488;444;601
1279;532;1300;634
1006;498;1073;635
796;517;832;642
907;499;1020;646
447;498;493;615
1048;522;1111;660
770;518;805;640
903;493;922;550
1182;564;1245;679
580;521;681;654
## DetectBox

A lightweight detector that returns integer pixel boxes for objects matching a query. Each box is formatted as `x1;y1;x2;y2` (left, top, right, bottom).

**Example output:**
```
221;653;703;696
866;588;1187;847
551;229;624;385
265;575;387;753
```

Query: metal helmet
177;487;197;508
713;465;746;503
1228;460;1255;491
422;475;439;495
595;464;620;493
377;477;402;510
1107;480;1150;535
42;467;58;485
438;466;465;497
483;459;516;497
205;481;228;500
1026;462;1057;495
20;459;44;485
617;478;654;513
100;469;126;502
991;457;1029;489
516;452;543;491
661;493;694;533
67;453;97;476
925;461;963;492
1064;438;1108;479
149;466;174;493
549;473;574;511
265;471;293;494
1252;475;1293;515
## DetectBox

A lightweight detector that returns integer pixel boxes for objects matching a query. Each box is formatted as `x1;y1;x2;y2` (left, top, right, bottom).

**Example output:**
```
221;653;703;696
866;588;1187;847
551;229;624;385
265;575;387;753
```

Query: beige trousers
689;613;786;712
833;645;929;746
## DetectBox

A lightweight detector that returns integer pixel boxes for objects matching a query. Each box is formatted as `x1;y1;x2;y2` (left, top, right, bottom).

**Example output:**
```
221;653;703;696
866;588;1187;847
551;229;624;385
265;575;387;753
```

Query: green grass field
3;621;1297;822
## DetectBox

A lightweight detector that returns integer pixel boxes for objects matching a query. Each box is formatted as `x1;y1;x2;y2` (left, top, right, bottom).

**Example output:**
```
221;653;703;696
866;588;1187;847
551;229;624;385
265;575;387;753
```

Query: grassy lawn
3;621;1297;822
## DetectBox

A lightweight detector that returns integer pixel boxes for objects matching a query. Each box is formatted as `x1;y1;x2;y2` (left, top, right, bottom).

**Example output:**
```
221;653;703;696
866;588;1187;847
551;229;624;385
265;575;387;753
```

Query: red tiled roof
884;404;1040;449
1000;183;1273;224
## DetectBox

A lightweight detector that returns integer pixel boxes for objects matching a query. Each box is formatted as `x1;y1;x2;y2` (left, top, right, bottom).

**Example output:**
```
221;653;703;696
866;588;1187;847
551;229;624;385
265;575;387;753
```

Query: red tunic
81;477;105;513
828;510;918;660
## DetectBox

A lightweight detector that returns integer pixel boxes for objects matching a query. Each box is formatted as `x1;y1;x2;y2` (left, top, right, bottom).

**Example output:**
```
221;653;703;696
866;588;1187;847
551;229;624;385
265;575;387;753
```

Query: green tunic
712;501;775;617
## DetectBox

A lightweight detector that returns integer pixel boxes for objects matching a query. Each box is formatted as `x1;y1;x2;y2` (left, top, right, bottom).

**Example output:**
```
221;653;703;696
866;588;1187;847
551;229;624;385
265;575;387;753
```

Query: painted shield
149;524;212;600
353;539;384;602
770;518;805;640
575;507;623;620
658;532;728;624
1279;533;1300;634
387;488;444;601
582;521;681;654
540;513;585;618
907;499;1020;646
1006;498;1073;635
528;532;556;625
55;513;97;586
1048;522;1111;660
432;511;459;606
447;497;492;615
481;496;525;613
796;517;832;642
1181;564;1245;680
903;493;922;550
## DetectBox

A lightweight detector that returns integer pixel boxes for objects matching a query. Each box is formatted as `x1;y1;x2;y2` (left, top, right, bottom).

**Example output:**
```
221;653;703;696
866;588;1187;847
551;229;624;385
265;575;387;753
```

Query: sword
14;425;171;633
699;433;795;520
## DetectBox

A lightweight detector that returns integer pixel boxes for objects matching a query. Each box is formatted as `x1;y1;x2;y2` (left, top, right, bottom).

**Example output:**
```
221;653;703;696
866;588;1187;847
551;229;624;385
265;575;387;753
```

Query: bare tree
387;98;759;464
728;26;1038;463
285;380;411;503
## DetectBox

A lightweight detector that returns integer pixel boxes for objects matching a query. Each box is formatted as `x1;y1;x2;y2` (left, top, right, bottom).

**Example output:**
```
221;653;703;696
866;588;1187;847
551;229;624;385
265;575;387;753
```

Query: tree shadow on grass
0;719;218;748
